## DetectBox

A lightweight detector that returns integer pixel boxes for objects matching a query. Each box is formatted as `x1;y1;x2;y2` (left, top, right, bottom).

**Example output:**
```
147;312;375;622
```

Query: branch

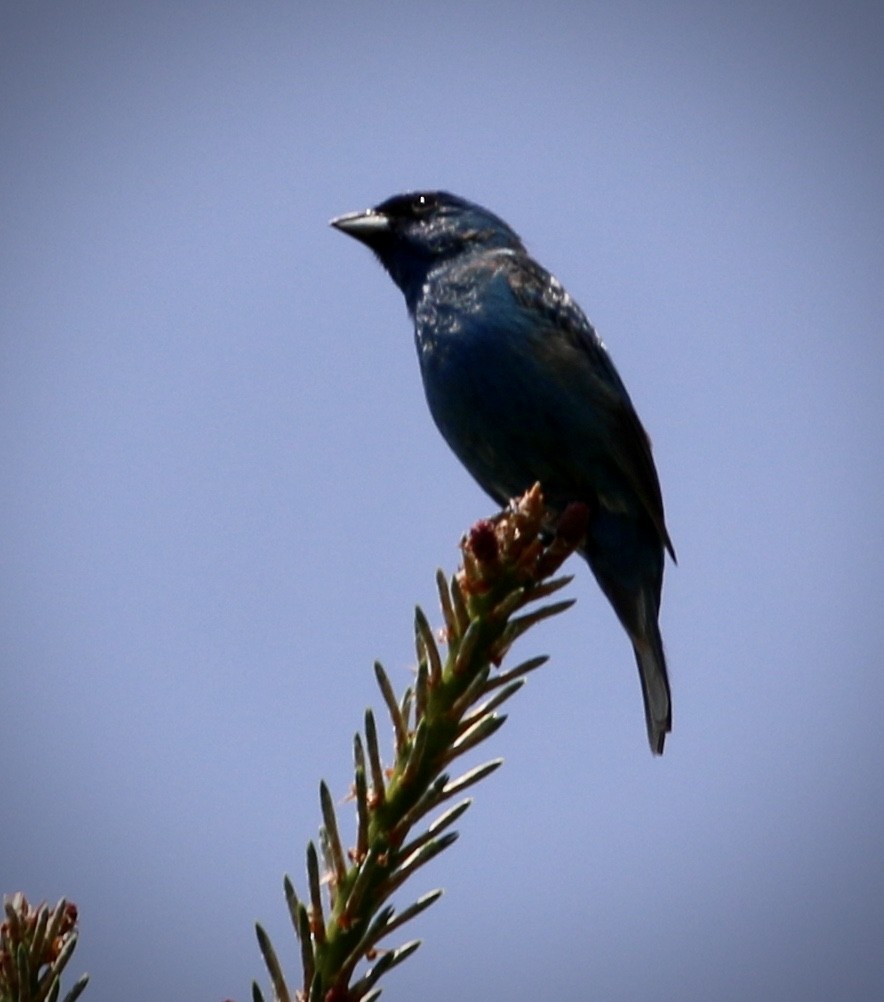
0;894;89;1002
253;485;587;1001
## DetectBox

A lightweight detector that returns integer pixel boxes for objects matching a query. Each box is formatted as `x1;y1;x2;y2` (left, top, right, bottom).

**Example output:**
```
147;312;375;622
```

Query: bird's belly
419;333;611;510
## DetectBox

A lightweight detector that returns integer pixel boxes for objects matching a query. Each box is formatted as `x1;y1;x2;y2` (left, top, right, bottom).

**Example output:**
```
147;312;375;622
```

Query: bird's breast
415;268;527;356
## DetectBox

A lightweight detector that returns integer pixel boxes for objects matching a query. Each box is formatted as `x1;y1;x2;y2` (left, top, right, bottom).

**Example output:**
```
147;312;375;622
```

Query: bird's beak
329;208;391;244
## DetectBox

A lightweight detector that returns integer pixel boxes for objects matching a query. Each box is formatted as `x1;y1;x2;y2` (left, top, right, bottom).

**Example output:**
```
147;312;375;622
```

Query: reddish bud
467;519;499;565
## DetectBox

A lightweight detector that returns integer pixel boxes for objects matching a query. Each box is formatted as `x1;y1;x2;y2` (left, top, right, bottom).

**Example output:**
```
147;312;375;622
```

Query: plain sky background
2;2;882;1000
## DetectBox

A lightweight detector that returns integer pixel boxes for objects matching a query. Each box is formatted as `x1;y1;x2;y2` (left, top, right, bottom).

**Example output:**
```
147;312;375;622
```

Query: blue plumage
331;191;675;754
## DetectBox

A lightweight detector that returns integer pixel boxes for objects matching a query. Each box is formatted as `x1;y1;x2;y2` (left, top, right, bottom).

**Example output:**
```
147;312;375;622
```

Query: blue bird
331;191;675;754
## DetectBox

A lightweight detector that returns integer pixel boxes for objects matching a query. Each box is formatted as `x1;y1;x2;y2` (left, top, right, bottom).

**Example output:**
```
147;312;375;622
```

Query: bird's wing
507;256;676;561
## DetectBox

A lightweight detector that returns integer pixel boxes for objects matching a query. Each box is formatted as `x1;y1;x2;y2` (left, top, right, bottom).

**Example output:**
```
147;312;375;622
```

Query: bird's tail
630;591;672;755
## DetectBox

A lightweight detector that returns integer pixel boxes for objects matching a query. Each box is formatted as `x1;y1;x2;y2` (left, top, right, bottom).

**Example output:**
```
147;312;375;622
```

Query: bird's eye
413;193;437;215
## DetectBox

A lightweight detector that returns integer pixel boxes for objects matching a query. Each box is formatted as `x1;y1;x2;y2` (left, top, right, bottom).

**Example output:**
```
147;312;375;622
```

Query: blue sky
2;2;882;1000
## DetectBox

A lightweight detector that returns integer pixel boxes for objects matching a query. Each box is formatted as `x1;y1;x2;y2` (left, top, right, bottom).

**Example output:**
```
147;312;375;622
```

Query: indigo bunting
331;191;675;754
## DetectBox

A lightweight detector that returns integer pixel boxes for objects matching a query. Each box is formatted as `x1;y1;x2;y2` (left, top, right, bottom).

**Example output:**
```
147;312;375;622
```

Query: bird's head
330;191;525;308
